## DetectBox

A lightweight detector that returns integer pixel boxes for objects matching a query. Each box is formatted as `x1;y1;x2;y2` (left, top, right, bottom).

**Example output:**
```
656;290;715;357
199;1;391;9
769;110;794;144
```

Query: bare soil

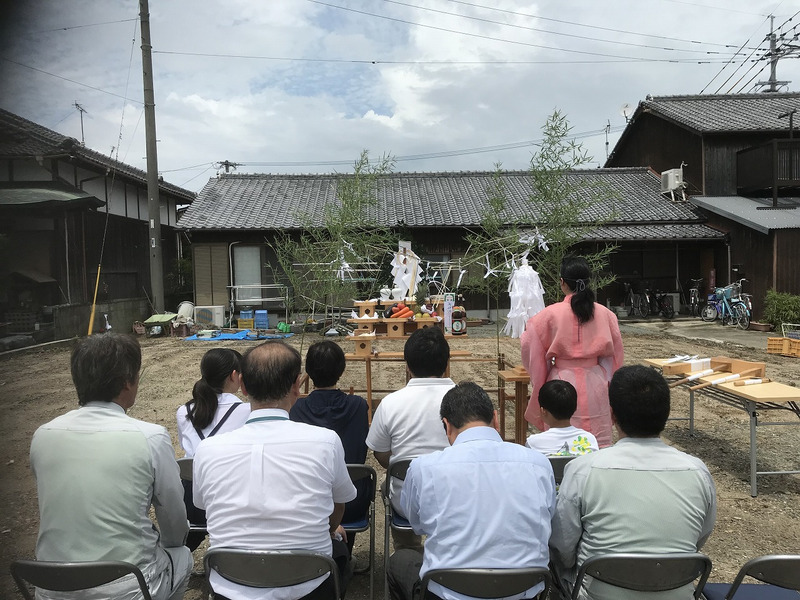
1;328;799;599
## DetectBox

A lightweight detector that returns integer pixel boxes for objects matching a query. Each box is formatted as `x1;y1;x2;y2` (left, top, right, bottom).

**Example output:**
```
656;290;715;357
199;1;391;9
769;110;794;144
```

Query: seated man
389;382;556;600
194;340;356;600
30;333;191;600
366;327;454;548
526;380;598;456
290;340;370;553
550;365;717;600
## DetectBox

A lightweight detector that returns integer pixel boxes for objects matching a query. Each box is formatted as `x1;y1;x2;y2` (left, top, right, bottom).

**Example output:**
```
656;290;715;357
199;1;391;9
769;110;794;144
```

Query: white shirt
365;377;454;507
525;426;599;456
551;437;717;600
401;427;556;600
176;392;251;456
30;402;189;600
193;408;356;600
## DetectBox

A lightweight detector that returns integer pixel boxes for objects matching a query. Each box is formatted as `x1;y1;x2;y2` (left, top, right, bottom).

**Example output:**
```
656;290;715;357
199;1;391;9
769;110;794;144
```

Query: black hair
561;256;595;324
403;326;450;377
306;341;346;388
440;381;494;428
70;333;141;405
538;380;577;421
241;341;302;403
185;348;242;430
609;365;671;437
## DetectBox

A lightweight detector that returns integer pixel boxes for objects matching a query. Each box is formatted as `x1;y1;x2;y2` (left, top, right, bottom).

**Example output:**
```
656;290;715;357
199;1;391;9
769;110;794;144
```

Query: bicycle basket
714;288;725;300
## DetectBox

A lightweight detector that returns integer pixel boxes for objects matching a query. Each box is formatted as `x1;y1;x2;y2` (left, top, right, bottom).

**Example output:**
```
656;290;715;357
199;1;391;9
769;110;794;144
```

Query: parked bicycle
650;289;675;319
687;278;704;317
623;282;648;317
701;279;750;330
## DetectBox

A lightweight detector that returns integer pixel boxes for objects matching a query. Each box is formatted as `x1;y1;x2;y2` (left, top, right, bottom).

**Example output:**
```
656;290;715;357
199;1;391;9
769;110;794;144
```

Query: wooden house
177;168;726;322
0;109;195;340
606;93;800;318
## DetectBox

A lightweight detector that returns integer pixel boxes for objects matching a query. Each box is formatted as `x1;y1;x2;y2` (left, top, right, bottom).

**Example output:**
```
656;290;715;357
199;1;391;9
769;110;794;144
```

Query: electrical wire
0;56;143;104
380;0;741;56
218;126;626;168
440;0;764;50
27;18;138;34
152;49;742;65
307;0;739;62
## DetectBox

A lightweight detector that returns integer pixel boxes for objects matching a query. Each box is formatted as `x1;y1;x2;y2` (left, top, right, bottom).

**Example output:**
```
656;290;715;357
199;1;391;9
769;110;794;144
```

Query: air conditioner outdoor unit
194;305;225;328
661;168;684;193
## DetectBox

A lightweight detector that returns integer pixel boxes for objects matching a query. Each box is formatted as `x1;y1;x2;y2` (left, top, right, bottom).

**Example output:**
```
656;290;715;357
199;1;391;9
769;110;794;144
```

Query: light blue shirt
400;426;556;600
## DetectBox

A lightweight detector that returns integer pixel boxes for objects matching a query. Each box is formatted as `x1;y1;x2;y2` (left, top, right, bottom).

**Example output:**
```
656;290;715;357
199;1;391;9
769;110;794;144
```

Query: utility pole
139;0;164;312
756;15;791;92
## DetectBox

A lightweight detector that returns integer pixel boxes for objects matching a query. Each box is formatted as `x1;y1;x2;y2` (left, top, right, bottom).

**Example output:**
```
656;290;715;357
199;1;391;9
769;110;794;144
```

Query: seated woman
290;340;370;552
176;348;250;551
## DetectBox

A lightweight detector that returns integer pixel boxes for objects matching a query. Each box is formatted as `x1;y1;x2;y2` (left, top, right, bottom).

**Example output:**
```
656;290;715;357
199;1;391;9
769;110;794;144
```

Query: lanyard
246;416;289;424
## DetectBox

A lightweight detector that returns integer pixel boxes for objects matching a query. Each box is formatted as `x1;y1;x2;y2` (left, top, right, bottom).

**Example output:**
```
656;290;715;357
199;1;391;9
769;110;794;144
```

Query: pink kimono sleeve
521;317;549;429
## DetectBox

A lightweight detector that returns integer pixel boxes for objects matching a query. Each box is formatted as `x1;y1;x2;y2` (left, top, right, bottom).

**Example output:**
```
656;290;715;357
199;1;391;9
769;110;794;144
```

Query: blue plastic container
239;309;253;320
255;310;269;329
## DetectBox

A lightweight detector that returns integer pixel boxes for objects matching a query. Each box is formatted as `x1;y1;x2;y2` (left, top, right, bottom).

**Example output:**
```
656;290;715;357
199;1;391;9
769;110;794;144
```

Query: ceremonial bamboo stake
668;366;728;388
733;378;772;386
689;368;762;391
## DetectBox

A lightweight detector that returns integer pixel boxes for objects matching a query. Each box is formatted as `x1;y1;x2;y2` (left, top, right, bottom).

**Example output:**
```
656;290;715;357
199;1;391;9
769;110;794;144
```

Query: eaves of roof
178;168;709;238
691;195;800;234
0;108;196;203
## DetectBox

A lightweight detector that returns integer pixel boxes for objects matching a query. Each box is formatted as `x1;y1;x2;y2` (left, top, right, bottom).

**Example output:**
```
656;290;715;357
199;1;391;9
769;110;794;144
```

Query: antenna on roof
73;102;87;145
619;103;632;123
604;120;611;160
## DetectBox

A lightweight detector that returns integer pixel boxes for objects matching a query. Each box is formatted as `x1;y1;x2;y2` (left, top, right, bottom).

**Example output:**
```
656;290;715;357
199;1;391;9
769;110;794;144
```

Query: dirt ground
1;326;799;599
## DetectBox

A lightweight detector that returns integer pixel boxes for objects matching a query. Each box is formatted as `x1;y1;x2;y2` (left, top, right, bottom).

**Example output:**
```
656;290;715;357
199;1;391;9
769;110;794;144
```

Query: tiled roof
634;93;800;133
0;109;195;203
691;195;800;234
178;168;722;242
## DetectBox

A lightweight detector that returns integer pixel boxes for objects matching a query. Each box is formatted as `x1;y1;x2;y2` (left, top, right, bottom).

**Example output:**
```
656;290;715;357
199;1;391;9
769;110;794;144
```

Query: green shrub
762;289;800;329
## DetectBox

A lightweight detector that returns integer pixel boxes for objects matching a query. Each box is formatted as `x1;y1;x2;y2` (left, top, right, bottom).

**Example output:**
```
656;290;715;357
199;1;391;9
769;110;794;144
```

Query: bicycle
687;278;704;317
704;281;750;330
623;282;648;318
651;289;675;319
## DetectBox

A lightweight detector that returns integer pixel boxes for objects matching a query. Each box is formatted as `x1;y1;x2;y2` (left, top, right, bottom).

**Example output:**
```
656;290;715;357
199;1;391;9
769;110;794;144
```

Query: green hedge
762;289;800;329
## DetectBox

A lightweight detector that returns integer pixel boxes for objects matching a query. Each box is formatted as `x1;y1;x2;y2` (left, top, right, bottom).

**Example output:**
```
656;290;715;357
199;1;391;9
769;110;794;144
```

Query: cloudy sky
2;0;799;193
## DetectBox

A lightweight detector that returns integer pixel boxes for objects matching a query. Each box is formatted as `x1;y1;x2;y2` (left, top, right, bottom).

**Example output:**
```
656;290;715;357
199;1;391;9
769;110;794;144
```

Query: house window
233;245;262;302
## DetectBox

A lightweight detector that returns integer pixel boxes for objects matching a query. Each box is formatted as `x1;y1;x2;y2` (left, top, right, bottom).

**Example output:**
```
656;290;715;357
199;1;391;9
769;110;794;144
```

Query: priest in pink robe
521;257;624;448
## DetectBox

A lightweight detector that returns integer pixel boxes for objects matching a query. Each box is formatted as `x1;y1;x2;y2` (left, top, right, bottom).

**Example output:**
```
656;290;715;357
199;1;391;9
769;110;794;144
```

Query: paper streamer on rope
502;257;545;338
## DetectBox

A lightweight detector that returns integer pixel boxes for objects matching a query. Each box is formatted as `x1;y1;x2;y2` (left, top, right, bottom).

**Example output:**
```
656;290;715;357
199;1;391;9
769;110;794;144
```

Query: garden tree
268;150;398;346
462;110;618;339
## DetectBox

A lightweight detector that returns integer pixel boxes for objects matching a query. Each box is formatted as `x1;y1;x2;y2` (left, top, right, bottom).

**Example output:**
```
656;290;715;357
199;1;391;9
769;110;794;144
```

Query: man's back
551;437;716;600
194;414;354;552
366;378;453;462
403;427;556;600
31;402;187;597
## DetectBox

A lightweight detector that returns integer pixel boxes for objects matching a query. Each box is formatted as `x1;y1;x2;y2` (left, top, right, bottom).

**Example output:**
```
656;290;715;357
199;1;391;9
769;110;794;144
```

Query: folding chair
421;567;551;600
383;458;414;600
10;559;153;600
341;464;377;600
702;554;800;599
204;548;340;600
548;455;576;485
571;552;712;600
176;457;207;540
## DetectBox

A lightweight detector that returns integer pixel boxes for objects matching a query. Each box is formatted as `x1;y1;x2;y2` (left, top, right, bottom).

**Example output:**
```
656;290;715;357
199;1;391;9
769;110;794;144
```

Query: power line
27;18;138;34
307;0;741;63
218;126;626;168
440;0;764;50
380;0;742;56
0;56;143;104
153;49;745;65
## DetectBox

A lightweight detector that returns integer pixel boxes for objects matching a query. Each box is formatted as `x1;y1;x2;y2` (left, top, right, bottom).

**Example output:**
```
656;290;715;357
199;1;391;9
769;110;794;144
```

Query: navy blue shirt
290;389;370;522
